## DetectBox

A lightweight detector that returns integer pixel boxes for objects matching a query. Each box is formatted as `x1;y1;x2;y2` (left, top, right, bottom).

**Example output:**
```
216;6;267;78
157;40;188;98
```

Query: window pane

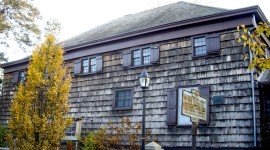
91;58;96;65
90;58;97;72
91;65;96;72
82;59;89;73
143;56;150;64
19;71;25;81
134;58;141;65
143;48;150;56
115;89;132;108
133;50;141;58
65;122;76;136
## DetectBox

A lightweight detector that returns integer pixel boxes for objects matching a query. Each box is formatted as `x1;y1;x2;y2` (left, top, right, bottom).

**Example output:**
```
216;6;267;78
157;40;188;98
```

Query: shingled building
1;1;270;149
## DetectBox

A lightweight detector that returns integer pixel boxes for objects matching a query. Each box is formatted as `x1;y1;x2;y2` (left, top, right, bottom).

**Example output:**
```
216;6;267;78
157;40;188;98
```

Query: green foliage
7;35;72;150
0;0;41;49
237;22;270;71
82;118;153;150
0;124;7;147
82;131;97;150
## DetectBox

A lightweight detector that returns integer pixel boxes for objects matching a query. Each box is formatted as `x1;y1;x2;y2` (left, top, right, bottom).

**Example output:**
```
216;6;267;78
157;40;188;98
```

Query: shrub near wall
0;124;7;147
82;118;152;150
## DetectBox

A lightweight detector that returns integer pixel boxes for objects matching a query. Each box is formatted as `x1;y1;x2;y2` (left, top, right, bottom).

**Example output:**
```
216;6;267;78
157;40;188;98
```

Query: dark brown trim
112;87;134;110
3;63;28;74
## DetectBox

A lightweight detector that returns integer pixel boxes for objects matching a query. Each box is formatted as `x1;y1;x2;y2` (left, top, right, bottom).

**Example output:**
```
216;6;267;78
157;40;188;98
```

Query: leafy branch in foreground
237;22;270;70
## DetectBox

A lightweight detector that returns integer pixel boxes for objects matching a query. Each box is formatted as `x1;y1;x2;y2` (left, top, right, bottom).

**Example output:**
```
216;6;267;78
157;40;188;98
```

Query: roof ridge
178;1;229;11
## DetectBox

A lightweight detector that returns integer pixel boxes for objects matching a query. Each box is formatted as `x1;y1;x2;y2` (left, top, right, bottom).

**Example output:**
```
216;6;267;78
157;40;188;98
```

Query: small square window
193;37;206;56
114;89;133;109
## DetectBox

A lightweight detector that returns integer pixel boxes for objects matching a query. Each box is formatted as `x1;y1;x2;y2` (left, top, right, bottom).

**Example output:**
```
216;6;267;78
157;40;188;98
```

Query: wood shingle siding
0;2;267;148
0;31;261;148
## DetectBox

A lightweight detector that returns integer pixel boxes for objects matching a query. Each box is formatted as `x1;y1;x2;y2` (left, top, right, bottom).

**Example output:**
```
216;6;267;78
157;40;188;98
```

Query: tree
0;0;41;48
7;34;72;150
237;22;270;70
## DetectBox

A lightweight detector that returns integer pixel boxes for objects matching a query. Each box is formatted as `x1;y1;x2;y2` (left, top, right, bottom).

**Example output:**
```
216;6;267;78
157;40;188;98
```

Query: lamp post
139;70;150;150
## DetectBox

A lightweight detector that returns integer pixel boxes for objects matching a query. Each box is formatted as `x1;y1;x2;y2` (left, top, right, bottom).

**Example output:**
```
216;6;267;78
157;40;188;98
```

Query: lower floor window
114;88;133;109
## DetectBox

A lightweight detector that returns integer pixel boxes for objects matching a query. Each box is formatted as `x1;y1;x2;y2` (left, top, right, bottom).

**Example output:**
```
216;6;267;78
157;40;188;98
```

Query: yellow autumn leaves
7;35;72;150
237;22;270;70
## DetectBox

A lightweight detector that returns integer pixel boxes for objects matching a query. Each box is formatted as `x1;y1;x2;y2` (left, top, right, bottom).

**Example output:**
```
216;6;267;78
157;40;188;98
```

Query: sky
3;0;270;62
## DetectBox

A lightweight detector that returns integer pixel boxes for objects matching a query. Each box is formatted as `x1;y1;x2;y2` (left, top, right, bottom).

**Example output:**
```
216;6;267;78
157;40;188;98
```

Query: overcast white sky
3;0;270;62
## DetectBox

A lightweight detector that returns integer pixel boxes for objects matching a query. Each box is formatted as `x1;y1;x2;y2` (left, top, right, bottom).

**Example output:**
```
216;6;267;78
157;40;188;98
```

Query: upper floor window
194;37;206;56
12;70;26;84
82;59;89;73
90;58;97;72
192;34;220;57
133;50;141;65
18;71;26;82
113;88;133;110
73;56;103;75
123;46;159;68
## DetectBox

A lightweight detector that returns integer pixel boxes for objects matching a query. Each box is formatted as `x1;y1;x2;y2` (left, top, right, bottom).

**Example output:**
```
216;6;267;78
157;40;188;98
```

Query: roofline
0;56;30;68
63;5;266;51
1;5;267;68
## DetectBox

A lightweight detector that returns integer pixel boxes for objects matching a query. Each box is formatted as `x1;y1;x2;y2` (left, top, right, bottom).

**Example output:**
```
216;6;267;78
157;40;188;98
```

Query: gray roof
63;1;229;48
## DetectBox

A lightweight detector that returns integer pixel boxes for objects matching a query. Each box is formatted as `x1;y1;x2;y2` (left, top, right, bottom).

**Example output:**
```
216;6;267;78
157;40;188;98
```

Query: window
73;55;103;75
123;46;159;68
113;88;133;109
65;122;76;136
192;34;220;57
64;118;82;141
132;48;151;66
18;71;26;82
82;59;89;73
143;48;150;64
133;50;141;65
90;58;97;72
12;71;26;84
82;57;97;73
194;37;206;56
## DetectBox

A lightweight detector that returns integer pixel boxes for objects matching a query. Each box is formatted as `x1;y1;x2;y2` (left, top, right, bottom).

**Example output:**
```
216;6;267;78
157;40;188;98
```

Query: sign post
182;89;208;150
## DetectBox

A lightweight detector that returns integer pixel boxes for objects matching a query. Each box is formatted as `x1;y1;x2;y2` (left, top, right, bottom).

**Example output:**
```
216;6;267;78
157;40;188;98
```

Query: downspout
251;15;270;147
250;15;257;147
248;42;256;147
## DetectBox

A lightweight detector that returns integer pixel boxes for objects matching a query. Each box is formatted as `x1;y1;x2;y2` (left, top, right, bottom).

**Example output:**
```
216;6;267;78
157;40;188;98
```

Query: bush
0;124;7;147
82;118;152;150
